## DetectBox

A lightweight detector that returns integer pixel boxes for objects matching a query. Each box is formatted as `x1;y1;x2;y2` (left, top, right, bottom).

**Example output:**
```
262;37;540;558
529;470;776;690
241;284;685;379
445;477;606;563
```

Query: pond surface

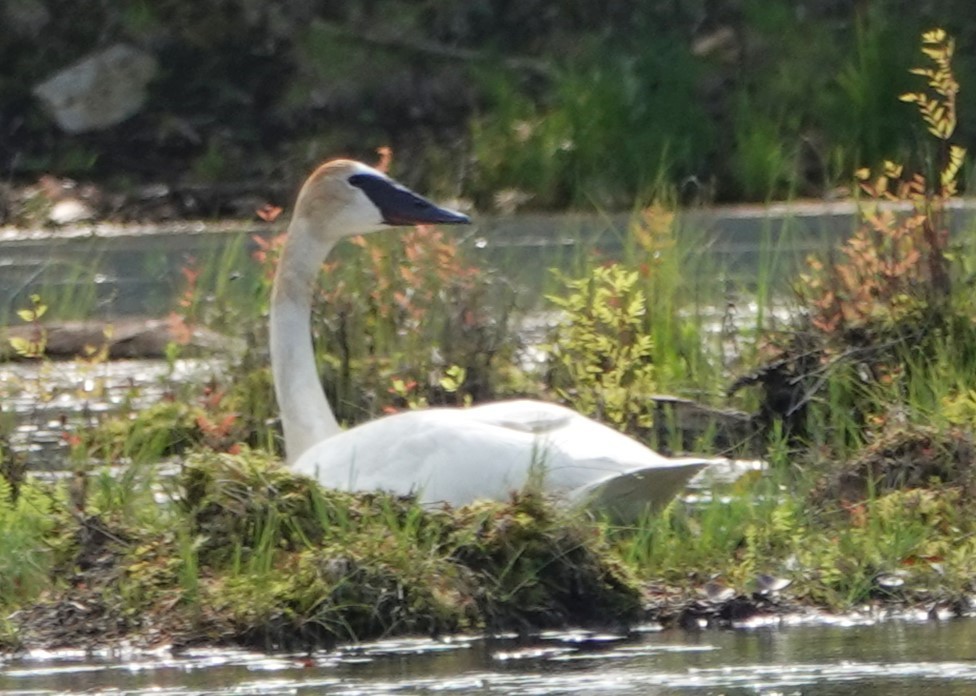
0;357;218;468
0;203;904;319
5;201;976;319
4;618;976;694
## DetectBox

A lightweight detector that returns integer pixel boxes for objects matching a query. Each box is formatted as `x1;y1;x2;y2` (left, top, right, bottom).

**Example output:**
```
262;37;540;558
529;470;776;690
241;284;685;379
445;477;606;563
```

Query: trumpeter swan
272;159;713;522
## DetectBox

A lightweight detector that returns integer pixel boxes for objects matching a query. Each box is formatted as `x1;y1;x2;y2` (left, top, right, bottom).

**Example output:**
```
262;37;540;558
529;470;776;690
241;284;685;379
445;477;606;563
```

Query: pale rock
33;44;158;133
3;0;50;36
48;198;95;225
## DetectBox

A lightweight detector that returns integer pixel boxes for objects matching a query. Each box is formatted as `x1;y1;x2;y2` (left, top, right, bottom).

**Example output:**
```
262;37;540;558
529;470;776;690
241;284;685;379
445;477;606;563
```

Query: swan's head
295;159;470;238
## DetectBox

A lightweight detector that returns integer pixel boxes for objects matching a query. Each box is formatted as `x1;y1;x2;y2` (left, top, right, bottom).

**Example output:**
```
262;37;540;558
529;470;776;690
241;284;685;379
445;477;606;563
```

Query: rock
33;44;158;133
3;0;50;36
691;26;740;63
48;198;95;225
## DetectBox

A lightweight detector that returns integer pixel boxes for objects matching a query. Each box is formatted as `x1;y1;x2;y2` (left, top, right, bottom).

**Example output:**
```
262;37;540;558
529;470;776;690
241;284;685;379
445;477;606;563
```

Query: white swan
272;159;714;522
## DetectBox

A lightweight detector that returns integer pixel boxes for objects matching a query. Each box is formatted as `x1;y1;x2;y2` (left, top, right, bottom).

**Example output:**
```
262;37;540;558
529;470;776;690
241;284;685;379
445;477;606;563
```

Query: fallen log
0;317;237;361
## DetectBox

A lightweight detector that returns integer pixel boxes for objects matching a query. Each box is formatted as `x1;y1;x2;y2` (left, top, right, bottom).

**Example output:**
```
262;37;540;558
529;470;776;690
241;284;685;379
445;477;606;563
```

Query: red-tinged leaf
218;413;239;435
256;204;283;222
166;312;193;345
376;146;393;173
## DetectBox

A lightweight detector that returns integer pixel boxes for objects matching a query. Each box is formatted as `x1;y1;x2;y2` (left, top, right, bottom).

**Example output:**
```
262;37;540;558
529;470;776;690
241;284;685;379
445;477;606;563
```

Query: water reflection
5;620;976;694
0;357;219;469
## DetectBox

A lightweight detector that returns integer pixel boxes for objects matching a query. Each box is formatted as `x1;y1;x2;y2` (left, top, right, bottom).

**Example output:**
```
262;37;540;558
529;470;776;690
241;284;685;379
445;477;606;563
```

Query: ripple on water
8;624;976;695
1;357;221;468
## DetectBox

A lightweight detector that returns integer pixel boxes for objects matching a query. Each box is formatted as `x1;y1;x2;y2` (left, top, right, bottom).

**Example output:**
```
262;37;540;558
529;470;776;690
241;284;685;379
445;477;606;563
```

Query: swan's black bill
349;173;470;226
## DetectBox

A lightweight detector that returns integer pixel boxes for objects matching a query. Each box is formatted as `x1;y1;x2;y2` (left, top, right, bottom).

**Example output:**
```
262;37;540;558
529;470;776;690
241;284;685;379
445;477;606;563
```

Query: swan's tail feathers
570;460;710;525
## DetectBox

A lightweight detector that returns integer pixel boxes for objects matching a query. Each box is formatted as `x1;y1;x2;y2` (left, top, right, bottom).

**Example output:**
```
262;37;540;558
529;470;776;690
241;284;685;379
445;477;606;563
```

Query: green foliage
470;37;712;208
452;493;641;627
618;461;976;609
0;251;103;325
15;21;976;650
831;11;917;171
795;489;968;606
0;445;650;649
547;264;656;431
899;29;962;143
5;1;975;203
730;102;798;201
543;204;724;441
722;2;926;199
0;479;59;610
263;225;520;424
178;448;332;564
7;294;48;358
82;401;217;463
754;28;973;459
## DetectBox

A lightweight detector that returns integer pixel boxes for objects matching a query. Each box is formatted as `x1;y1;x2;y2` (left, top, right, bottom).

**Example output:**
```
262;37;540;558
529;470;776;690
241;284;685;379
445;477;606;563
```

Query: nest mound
814;424;976;504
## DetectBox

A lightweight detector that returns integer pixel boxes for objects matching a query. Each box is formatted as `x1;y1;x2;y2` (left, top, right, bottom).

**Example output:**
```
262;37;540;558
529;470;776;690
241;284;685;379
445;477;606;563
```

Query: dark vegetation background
1;0;973;209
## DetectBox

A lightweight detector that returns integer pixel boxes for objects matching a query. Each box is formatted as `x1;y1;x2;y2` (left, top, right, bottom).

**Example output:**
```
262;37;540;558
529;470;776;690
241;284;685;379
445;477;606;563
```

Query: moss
178;452;640;645
82;401;207;463
0;451;627;650
813;424;976;504
11;438;976;651
206;544;477;650
451;493;642;631
178;448;330;563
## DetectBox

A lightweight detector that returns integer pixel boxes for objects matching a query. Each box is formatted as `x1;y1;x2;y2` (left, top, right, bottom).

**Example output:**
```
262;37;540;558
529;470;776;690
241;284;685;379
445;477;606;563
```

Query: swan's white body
291;399;711;519
272;159;713;521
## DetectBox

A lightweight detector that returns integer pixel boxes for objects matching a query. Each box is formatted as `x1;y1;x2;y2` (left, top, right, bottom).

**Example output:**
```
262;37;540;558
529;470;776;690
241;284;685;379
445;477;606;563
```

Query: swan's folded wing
291;410;535;506
464;399;574;434
567;459;709;524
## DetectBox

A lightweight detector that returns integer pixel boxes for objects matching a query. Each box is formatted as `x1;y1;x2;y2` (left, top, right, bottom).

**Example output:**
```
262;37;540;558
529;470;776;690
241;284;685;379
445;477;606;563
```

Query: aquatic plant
14;23;976;653
739;28;972;458
546;263;658;432
544;203;728;449
79;398;244;465
0;478;58;610
6;294;48;358
198;207;522;426
800;29;962;333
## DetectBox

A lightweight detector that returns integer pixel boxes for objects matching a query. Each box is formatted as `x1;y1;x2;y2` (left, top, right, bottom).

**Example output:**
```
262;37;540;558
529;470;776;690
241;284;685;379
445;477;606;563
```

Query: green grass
0;478;59;609
2;256;101;325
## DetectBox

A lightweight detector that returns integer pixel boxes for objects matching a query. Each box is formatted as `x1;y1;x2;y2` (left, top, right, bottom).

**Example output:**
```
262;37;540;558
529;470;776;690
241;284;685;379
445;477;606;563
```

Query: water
0;357;218;468
4;619;976;694
6;201;976;326
0;204;888;320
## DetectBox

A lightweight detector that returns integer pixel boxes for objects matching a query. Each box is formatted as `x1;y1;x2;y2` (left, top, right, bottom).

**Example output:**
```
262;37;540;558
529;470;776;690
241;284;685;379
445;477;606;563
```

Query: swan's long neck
270;215;341;463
